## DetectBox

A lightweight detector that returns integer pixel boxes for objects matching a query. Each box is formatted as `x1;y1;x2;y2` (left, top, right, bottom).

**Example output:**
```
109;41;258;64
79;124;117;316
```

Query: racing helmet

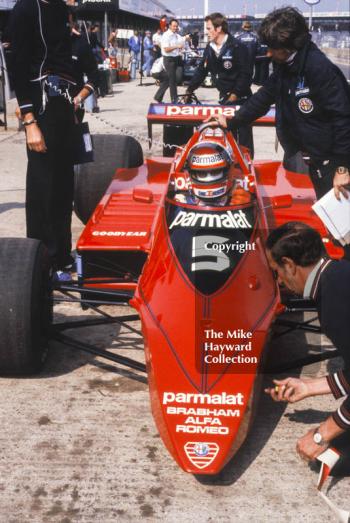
186;142;233;201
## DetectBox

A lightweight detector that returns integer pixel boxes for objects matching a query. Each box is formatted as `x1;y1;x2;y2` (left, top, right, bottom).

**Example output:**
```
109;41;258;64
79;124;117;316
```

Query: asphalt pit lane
149;487;162;496
140;504;155;518
33;487;48;497
38;415;51;426
146;445;158;461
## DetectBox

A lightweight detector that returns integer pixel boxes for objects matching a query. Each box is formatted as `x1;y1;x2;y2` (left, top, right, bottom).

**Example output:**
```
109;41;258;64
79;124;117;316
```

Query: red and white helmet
186;141;233;201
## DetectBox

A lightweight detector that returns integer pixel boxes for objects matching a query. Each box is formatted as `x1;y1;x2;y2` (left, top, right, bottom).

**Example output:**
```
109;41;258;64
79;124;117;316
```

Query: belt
45;75;74;97
306;156;331;168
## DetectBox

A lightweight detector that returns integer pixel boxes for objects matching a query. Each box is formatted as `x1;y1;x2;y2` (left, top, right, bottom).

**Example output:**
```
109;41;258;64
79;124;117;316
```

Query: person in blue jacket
142;30;154;77
235;21;259;77
128;30;141;79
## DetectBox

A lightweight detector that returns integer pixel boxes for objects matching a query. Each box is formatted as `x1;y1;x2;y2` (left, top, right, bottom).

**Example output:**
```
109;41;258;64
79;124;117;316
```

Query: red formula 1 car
0;104;343;475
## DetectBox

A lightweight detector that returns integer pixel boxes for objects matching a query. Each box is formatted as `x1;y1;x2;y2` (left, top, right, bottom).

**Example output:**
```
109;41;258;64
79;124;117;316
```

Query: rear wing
147;102;276;148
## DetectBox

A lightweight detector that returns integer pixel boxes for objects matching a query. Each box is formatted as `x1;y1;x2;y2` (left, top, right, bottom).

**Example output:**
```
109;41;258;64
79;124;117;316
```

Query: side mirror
271;194;292;209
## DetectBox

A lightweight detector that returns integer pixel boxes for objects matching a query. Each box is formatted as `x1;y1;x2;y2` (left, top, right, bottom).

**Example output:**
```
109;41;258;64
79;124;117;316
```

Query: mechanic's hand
15;106;22;120
264;377;310;403
231;187;252;205
333;167;350;200
73;96;83;112
183;92;192;104
296;428;328;462
25;123;47;153
226;93;238;103
203;115;228;128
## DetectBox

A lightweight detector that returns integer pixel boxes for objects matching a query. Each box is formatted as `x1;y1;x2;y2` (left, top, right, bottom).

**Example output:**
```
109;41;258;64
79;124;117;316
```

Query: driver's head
187;142;233;202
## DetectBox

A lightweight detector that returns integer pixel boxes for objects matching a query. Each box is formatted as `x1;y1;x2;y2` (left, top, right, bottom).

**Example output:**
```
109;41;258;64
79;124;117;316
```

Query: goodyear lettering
162;392;244;405
169;210;252;230
92;231;147;237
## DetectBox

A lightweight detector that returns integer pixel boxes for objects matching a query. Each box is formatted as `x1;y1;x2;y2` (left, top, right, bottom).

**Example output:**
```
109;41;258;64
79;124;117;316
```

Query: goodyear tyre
0;238;52;375
74;134;144;224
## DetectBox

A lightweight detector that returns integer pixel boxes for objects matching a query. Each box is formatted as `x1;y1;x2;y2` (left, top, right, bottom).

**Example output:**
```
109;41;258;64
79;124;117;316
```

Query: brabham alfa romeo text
169;210;252;230
166;407;241;417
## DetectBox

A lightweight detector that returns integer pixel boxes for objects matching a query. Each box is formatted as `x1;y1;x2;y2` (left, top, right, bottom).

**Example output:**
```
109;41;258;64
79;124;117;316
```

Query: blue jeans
130;51;140;79
142;50;153;76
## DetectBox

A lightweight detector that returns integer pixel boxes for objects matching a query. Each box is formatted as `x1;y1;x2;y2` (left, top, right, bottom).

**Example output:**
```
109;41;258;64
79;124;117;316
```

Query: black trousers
309;161;335;200
155;56;179;103
26;86;75;269
222;98;254;158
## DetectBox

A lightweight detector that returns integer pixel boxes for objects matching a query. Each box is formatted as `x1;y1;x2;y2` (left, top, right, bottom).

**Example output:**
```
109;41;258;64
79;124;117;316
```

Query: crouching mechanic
173;130;251;206
265;222;350;462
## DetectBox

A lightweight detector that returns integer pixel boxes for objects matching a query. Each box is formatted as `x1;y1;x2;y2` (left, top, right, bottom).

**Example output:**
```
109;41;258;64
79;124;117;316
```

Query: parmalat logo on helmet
169;210;252;229
191;153;226;166
166;106;237;117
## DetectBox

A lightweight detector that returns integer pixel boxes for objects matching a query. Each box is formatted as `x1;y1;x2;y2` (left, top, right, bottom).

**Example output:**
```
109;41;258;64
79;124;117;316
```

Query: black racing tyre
163;125;194;157
0;238;52;375
176;65;184;86
74;134;144;224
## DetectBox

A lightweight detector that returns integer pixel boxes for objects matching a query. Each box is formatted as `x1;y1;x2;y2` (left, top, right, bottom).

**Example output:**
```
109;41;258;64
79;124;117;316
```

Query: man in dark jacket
216;7;350;202
265;221;350;462
88;24;104;64
185;12;254;154
9;0;88;280
235;21;259;77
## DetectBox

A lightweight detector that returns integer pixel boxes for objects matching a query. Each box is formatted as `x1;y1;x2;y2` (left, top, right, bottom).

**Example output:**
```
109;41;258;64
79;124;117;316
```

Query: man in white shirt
154;19;189;103
152;28;162;59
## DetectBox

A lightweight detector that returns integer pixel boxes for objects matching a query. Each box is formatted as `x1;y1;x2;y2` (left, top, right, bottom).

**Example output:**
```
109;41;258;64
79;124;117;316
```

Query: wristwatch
336;166;349;175
23;118;37;127
313;428;327;446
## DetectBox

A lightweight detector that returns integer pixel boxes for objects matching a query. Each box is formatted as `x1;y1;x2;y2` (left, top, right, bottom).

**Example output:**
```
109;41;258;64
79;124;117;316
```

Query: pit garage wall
0;0;15;36
77;0;173;48
323;48;350;80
